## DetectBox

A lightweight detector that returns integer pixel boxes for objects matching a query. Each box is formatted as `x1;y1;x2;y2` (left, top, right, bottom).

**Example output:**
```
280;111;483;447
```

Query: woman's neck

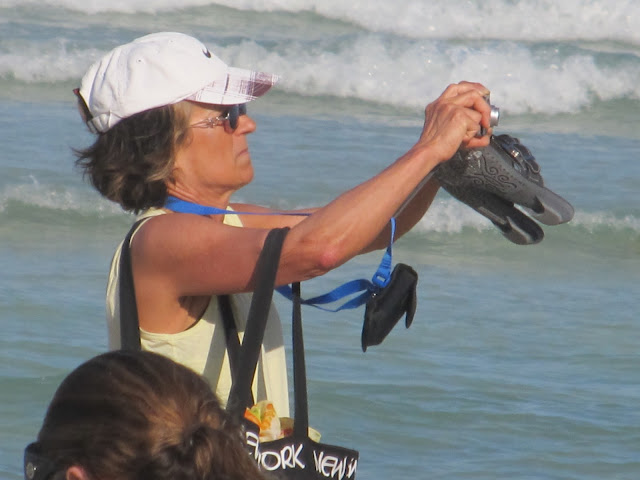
165;184;232;210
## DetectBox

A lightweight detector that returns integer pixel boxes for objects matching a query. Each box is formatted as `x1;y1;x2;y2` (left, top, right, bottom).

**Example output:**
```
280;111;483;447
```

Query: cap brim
186;67;278;105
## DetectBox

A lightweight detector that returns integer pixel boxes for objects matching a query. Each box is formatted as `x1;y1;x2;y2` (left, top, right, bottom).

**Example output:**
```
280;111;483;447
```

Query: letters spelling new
314;450;358;480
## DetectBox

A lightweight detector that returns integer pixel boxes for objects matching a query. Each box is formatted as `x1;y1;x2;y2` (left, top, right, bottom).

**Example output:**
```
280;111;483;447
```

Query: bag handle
227;227;311;438
119;219;144;351
217;295;241;379
226;227;291;419
291;282;309;435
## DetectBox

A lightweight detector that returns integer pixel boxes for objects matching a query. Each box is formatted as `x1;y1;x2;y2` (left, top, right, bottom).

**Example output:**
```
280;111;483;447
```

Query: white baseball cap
76;32;279;133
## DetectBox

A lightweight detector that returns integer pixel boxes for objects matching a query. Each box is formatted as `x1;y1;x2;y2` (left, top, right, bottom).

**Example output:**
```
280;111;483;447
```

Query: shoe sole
440;182;544;245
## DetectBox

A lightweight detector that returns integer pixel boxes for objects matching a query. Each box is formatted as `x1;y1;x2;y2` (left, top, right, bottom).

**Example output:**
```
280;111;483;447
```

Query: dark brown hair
36;350;267;480
74;102;193;213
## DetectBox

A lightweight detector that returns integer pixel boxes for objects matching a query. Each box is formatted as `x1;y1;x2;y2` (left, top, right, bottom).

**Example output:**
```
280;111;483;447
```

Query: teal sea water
1;1;639;478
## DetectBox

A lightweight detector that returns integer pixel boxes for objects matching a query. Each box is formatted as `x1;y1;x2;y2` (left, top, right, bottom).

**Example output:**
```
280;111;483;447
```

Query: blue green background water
1;1;639;478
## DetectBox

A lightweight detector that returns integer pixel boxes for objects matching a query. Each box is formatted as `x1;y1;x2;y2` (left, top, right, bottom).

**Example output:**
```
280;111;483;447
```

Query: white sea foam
5;0;639;46
412;198;640;235
0;178;123;218
259;38;640;115
0;39;102;84
3;33;639;117
208;0;640;44
3;179;638;235
415;199;494;234
570;210;640;233
0;0;198;14
2;0;639;118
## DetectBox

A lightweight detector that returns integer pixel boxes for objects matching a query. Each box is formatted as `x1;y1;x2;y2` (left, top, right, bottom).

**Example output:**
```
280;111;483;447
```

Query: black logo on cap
203;49;212;58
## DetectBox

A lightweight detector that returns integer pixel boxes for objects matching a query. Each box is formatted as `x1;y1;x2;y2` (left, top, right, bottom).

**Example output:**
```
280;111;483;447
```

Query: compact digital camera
478;94;500;137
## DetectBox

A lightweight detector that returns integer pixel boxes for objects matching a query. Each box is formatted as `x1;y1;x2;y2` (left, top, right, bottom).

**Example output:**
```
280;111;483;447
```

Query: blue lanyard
164;196;310;217
276;219;396;312
164;195;396;311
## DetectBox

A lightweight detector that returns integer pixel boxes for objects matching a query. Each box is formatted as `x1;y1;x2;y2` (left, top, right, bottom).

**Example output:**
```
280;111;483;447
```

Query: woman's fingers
418;81;494;157
441;85;492;125
438;81;490;102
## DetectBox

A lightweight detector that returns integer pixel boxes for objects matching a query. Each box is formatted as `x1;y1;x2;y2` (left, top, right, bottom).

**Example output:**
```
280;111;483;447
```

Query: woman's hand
415;81;494;163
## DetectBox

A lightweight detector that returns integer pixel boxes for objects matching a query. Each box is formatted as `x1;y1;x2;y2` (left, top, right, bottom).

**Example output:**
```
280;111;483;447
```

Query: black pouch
361;263;418;352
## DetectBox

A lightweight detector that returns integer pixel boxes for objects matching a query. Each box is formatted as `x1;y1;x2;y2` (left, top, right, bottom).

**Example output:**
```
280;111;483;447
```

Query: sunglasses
190;104;248;131
24;443;58;480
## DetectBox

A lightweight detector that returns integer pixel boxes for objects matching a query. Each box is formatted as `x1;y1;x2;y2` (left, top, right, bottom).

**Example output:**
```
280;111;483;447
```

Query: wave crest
6;0;639;46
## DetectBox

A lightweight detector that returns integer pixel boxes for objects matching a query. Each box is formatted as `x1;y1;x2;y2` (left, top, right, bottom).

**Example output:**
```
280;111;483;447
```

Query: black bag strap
217;295;257;406
291;282;310;435
226;227;290;420
119;219;145;351
218;295;241;376
226;227;311;437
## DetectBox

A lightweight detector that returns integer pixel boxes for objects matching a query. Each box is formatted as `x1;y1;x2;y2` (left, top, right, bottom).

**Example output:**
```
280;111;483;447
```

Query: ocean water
1;0;639;479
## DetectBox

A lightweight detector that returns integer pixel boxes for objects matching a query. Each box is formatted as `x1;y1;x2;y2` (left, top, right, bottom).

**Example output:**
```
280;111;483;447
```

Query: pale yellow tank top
105;208;290;417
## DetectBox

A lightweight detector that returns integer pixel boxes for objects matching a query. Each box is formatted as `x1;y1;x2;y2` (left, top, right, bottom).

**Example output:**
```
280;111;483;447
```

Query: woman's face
172;101;257;201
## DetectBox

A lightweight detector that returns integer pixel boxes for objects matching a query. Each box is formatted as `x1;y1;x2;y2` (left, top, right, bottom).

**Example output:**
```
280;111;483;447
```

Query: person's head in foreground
74;31;278;213
24;350;267;480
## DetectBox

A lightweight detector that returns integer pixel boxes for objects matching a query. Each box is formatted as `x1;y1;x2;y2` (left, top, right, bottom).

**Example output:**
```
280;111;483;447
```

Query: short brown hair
74;102;193;213
36;350;267;480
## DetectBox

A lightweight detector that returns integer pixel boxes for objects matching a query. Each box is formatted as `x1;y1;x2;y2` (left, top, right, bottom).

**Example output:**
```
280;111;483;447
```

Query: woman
74;32;493;418
24;350;268;480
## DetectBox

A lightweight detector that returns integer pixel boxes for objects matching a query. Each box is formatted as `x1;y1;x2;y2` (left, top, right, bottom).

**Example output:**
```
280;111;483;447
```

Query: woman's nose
234;113;256;134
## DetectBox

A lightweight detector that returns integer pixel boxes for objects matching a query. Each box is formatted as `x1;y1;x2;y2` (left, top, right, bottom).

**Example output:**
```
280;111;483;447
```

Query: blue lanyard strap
164;196;396;311
275;217;396;311
165;196;310;217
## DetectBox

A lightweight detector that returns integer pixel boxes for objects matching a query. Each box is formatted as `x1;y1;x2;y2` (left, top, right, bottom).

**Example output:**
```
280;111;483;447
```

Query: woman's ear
65;466;91;480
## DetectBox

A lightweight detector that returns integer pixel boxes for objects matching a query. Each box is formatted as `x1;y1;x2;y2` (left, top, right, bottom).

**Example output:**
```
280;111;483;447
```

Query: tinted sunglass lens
224;104;247;130
231;104;248;130
228;105;239;130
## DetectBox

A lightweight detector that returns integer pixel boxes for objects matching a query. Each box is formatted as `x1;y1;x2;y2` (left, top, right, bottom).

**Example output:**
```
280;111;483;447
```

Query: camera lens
489;105;500;128
477;95;500;137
